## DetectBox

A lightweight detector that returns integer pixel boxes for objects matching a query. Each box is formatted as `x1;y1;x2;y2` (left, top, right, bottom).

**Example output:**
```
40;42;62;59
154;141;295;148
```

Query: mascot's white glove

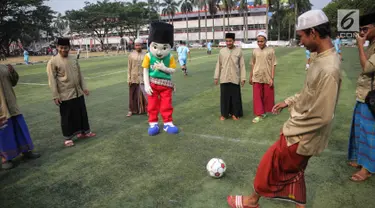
154;61;175;74
143;68;153;95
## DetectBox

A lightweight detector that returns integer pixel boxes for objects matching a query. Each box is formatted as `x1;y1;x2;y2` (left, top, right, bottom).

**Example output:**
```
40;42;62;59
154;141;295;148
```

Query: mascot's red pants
148;83;173;123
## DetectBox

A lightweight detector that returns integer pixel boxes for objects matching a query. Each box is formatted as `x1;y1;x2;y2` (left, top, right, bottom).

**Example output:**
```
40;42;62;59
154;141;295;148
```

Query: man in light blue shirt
177;41;191;76
207;40;212;54
334;35;342;61
305;49;310;70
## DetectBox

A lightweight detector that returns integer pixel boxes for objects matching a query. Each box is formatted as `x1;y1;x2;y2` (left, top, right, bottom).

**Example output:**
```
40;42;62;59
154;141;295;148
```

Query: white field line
18;51;253;85
19;82;48;86
85;51;252;80
85;70;125;79
84;54;215;80
188;133;346;156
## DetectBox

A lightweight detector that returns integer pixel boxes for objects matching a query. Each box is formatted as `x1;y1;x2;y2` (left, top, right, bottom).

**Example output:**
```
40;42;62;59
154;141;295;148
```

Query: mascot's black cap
148;21;174;47
225;33;235;40
57;38;70;46
360;12;375;26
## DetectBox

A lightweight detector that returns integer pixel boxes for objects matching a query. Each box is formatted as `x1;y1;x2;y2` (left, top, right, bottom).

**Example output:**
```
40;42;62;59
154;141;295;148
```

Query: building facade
161;6;268;43
70;5;269;48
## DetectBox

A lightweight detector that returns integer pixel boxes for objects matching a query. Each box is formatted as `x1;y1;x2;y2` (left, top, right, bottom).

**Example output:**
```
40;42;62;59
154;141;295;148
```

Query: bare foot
348;161;362;169
126;112;132;117
247;193;260;206
232;115;240;120
296;204;305;208
220;116;225;121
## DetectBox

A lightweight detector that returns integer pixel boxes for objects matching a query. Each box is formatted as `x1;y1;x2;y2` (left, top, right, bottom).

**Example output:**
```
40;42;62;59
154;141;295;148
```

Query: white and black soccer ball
206;158;226;178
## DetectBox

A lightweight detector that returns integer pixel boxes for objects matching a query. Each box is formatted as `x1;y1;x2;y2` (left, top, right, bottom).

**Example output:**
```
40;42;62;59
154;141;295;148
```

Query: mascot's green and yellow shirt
142;52;176;80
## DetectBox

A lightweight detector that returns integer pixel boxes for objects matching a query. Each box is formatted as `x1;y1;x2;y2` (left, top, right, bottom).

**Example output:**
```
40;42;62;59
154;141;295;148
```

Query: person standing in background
0;64;40;170
214;33;246;121
46;38;96;147
127;38;148;117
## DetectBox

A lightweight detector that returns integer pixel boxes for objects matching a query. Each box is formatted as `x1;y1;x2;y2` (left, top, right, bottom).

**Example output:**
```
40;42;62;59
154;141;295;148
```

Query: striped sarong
348;101;375;173
253;134;311;205
0;115;34;160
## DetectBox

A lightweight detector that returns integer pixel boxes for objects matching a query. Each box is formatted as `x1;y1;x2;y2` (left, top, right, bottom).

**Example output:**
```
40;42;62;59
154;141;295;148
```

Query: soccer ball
206;158;226;178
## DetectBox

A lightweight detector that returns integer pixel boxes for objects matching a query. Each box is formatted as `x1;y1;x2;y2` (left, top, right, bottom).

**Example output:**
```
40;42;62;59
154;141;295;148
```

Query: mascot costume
142;22;179;136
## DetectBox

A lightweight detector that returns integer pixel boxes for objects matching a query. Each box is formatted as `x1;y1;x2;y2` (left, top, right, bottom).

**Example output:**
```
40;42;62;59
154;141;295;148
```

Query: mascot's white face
150;42;171;59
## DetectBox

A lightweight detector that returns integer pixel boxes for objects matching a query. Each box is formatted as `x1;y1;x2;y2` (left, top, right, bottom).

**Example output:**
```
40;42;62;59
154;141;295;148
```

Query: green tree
180;0;194;44
323;0;375;36
65;0;158;50
222;0;235;31
208;0;219;42
121;1;158;39
238;0;249;42
161;0;180;26
65;0;121;50
0;0;55;55
193;0;207;43
54;13;69;37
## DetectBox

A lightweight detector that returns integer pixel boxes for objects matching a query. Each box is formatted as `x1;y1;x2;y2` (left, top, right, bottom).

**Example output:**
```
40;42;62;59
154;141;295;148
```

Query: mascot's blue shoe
148;124;160;136
163;124;179;134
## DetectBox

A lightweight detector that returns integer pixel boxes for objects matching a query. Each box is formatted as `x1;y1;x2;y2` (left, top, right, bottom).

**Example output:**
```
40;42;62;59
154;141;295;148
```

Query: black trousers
220;83;243;118
59;96;90;139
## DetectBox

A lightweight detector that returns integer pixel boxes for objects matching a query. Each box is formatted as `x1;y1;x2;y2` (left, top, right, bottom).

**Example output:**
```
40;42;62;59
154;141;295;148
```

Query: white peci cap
134;38;143;44
257;31;267;40
296;10;329;31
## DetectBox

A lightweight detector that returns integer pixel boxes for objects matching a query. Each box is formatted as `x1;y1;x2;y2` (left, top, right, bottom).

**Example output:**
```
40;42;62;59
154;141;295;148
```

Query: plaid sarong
348;101;375;173
150;77;175;90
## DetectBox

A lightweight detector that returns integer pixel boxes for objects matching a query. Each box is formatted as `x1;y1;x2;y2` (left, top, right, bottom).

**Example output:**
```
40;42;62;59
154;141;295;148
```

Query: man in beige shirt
47;38;96;147
214;33;246;120
127;38;147;117
0;64;40;170
347;12;375;182
250;31;277;123
227;10;341;208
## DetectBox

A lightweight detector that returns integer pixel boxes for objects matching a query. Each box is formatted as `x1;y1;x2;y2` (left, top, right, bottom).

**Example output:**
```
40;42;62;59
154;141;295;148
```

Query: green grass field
0;47;374;208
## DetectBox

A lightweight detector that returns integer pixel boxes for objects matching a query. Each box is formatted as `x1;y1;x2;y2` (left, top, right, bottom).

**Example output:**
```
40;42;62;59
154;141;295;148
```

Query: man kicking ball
227;10;342;208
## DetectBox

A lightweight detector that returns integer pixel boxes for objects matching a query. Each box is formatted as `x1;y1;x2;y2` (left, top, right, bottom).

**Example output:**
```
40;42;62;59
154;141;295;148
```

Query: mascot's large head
148;21;174;59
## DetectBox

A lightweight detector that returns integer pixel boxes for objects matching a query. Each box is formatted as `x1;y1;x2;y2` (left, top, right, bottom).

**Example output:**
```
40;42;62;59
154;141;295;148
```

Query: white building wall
70;13;267;46
172;15;266;29
71;29;267;46
174;30;266;41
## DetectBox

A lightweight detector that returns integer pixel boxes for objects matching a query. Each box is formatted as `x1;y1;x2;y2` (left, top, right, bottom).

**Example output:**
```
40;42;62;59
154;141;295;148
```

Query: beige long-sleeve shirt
127;51;145;84
46;55;87;101
355;42;375;102
282;48;342;156
0;65;20;119
214;47;246;85
251;47;277;84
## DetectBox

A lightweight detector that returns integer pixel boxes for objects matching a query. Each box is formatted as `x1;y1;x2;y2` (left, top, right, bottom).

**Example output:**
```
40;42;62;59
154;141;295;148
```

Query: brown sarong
129;83;147;114
253;133;311;205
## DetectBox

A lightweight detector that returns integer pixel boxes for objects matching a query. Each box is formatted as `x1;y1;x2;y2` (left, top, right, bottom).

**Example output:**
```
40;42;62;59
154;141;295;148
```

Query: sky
45;0;332;14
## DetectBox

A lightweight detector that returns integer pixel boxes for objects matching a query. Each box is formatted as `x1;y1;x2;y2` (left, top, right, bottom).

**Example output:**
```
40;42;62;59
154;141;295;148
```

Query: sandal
227;195;260;208
77;132;96;139
252;116;262;123
126;112;132;117
348;161;362;169
350;171;371;182
64;140;74;147
2;161;14;170
220;116;226;121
